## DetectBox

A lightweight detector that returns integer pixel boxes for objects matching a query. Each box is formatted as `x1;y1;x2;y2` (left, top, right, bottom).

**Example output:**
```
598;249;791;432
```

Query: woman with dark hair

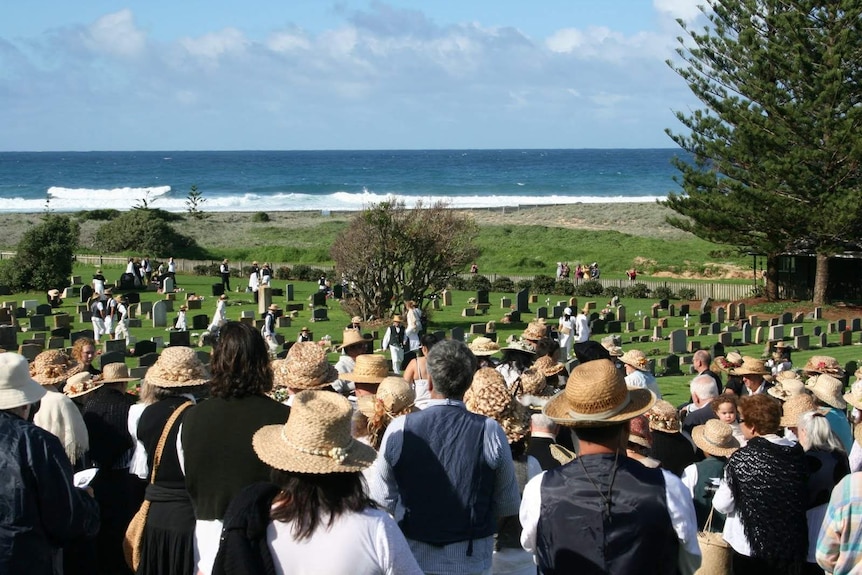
181;322;290;575
713;394;809;575
71;336;100;376
401;333;439;408
213;391;421;575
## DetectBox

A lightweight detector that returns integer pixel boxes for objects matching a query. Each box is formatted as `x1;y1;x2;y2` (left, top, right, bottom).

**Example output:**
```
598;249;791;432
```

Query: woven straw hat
337;330;366;351
358;376;416;418
100;362;137;384
469;336;500;356
29;350;82;387
731;356;770;376
628;414;653;449
806;373;847;410
521;321;547;342
465;368;529;444
620;349;650;372
518;367;550;397
712;354;743;374
768;371;807;401
692;420;740;458
780;393;819;428
64;372;104;399
844;379;862;411
341;354;389;384
253;390;376;474
647;400;681;433
279;342;339;390
543;359;656;427
0;353;47;409
503;339;537;355
532;355;565;377
351;316;362;324
802;355;845;378
392;315;402;323
601;340;624;357
268;304;280;312
145;346;209;388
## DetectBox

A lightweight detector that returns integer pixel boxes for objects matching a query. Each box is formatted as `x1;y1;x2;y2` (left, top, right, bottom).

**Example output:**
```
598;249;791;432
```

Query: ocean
0;149;687;213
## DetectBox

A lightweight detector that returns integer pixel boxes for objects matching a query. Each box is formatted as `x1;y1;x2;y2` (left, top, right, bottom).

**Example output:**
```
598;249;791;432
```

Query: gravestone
277;317;291;328
679;304;690;316
286;284;295;301
687;341;701;353
152;301;168;328
754;326;765;344
838;319;848;332
332;284;343;299
477;290;489;305
768;325;784;341
134;340;157;357
769;317;779;327
616;305;626;322
668;304;675;317
659;298;669;310
470;323;486;335
741;323;752;344
138;301;153;316
259;286;273;314
642;317;651;331
100;351;126;368
516;290;530;313
590;319;606;335
568;297;579;308
813;307;823;320
51;327;70;340
28;315;47;331
103;339;126;354
0;308;10;325
169;330;191;347
192;314;209;330
710;322;721;335
508;311;521;323
658;318;668;329
501;297;512;309
716;307;726;324
53;314;71;329
80;285;93;303
552;305;565;319
828;322;839;334
652;326;663;340
813;325;823;336
698;326;710;336
431;298;441;311
22;300;38;312
211;283;224;297
719;332;733;346
840;330;853;346
669;330;687;354
819;333;828;348
606;320;621;333
311;291;328;309
790;326;804;338
780;312;792;325
186;299;202;311
312;308;328;321
699;312;711;325
442;290;453;306
462;308;476;317
726;303;736;321
47;337;65;349
651;304;661;318
700;297;712;313
853;318;862;332
70;330;94;345
710;342;725;360
0;325;17;349
794;335;810;350
793;312;805;324
661;354;681;375
35;304;52;317
625;322;636;333
18;343;43;362
450;326;465;342
163;277;174;293
536;307;548;320
584;301;597;312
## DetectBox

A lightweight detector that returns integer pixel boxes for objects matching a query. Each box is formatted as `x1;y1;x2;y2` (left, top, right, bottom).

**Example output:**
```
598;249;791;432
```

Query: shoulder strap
149;402;193;485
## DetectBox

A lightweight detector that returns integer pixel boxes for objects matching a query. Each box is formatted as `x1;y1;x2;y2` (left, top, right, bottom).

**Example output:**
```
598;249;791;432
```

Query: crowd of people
4;304;862;574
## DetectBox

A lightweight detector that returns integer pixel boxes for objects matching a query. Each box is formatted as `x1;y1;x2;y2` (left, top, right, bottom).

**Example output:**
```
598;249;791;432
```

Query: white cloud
266;30;311;53
179;28;248;61
82;9;145;58
653;0;704;24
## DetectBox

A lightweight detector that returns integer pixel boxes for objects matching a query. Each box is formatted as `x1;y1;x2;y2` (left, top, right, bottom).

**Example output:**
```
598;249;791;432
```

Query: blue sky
1;1;705;151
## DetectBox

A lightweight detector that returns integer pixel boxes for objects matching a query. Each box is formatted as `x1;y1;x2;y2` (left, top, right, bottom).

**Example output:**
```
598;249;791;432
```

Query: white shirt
520;461;701;574
574;314;591;343
625;369;662;400
267;508;423;575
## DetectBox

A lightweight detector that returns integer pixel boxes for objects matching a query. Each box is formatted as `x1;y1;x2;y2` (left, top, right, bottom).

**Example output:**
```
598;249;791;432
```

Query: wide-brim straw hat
268;304;281;312
768;376;808;402
145;346;209;388
503;339;537;355
544;359;656;427
647;400;681;433
692;420;740;458
521;321;548;342
602;340;624;357
63;372;104;399
357;376;416;418
532;355;565;377
712;355;742;374
0;353;47;409
628;414;653;449
337;330;366;351
279;342;339;390
253;390;377;474
731;356;770;376
806;373;847;410
469;336;500;356
620;349;650;372
341;354;390;384
780;393;819;428
465;368;529;443
802;355;845;378
29;350;82;387
844;380;862;411
391;315;402;323
100;362;137;384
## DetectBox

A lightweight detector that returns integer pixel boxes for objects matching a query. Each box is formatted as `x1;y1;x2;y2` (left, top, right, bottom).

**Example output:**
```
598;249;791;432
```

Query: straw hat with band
767;375;808;402
619;349;650;372
268;304;281;312
469;337;500;357
0;353;47;409
279;342;339;391
338;330;366;351
253;390;376;474
341;354;389;384
357;376;416;419
145;347;209;388
64;372;104;399
691;420;740;458
712;355;741;374
100;363;138;385
802;355;845;378
532;355;565;378
780;394;819;428
30;350;82;387
730;356;770;376
844;380;862;411
647;400;681;433
806;373;848;410
521;321;547;342
543;359;656;427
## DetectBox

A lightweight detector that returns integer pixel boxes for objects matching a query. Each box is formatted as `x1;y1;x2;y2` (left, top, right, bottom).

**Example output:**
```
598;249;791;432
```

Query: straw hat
63;372;104;399
29;350;82;387
341;354;389;384
252;390;376;474
268;304;281;312
99;363;137;385
543;359;656;427
465;368;529;444
806;373;847;410
802;356;845;378
358;376;416;418
522;321;547;342
780;393;819;428
712;355;742;374
620;349;650;372
730;356;770;376
145;347;209;388
219;294;229;300
601;339;624;357
502;340;537;355
518;368;550;397
0;353;47;409
844;379;862;411
337;330;366;351
628;415;653;449
469;336;500;356
647;400;681;433
768;374;808;402
391;315;402;323
279;342;339;390
692;420;740;458
532;355;565;377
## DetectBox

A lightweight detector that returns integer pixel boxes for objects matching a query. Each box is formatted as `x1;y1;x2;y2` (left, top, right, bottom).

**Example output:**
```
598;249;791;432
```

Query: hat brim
844;391;862;411
620;358;649;372
0;377;47;410
65;382;105;399
691;425;739;458
807;386;847;410
146;375;209;388
32;363;84;387
285;365;340;390
340;372;387;384
730;367;770;376
470;348;500;356
544;387;656;428
252;424;377;474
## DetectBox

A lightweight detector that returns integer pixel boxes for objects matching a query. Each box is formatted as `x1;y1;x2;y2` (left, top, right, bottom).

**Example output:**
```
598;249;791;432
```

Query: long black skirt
136;497;196;575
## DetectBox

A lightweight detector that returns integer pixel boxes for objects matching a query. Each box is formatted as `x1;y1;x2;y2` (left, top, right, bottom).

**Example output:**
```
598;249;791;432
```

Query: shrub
603;285;625;298
291;264;312;281
0;214;78;291
252;212;270;223
531;275;556;295
516;279;533;291
275;266;291;280
575;280;605;297
94;210;196;256
467;274;492;292
553;280;575;296
193;263;219;276
76;209;120;221
491;276;515;293
448;276;468;291
625;283;651;298
653;286;676;301
678;287;697;300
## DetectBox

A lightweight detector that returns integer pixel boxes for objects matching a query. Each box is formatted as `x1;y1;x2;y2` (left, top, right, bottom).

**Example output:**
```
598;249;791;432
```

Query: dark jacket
526;435;562;471
0;411;100;575
212;482;280;575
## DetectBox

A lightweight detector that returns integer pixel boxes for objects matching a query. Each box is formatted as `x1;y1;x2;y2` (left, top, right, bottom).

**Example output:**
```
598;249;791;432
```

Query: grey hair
798;411;845;454
690;375;719;401
426;339;477;400
530;413;558;432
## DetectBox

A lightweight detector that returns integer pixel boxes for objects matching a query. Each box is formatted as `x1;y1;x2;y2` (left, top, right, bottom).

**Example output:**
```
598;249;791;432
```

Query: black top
527;436;562;471
82;386;136;469
138;396;195;489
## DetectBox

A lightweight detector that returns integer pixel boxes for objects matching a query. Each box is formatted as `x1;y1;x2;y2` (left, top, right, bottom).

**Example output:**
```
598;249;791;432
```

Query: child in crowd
175;305;188;331
712;393;745;447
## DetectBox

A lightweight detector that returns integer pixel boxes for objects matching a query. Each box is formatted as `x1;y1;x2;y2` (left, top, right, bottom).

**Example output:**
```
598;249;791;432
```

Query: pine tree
665;1;862;303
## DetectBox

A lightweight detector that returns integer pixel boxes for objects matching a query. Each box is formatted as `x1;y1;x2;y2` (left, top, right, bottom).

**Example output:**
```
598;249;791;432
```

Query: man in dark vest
381;314;408;374
219;259;231;292
367;339;520;574
519;359;701;575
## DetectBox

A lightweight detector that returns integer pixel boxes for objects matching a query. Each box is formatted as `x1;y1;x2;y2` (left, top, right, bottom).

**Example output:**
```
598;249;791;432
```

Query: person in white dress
557;307;575;362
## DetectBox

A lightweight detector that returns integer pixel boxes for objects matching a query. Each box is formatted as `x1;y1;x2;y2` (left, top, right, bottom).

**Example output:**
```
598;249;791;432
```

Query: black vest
691;456;727;532
393;405;496;546
537;454;678;575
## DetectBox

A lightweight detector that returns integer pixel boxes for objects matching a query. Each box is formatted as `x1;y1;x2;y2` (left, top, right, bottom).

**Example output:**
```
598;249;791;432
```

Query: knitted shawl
725;436;807;570
33;390;89;465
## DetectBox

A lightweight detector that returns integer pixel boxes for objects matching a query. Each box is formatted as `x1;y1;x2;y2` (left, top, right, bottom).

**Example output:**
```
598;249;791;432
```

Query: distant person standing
219;259;231;292
470;262;479;274
141;256;153;284
381;315;408;374
167;257;177;285
89;294;106;340
113;295;130;345
573;305;592;357
92;269;106;297
575;264;585;283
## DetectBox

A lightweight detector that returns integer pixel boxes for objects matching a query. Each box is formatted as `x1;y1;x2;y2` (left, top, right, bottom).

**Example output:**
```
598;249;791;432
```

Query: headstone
813;307;823;320
642;317;651;331
568;297;578;308
719;332;733;346
47;337;65;350
138;301;153;316
277;317;291;328
163;277;174;293
616;305;626;322
828;322;839;334
790;326;804;338
0;325;17;349
741;323;752;344
21;300;38;312
530;295;539;304
794;335;810;350
602;320;619;333
710;322;721;335
333;284;343;299
687;341;701;353
186;299;202;311
79;284;93;304
710;342;725;360
501;297;512;309
819;333;828;348
431;298;441;311
28;315;46;331
0;308;10;325
658;318;668;329
516;290;530;313
793;312;805;324
779;312;791;325
286;284;295;301
768;317;779;327
679;304;690;316
838;319;848;332
725;303;735;321
652;326;663;340
754;326;765;344
651;303;661;318
450;326;465;342
813;325;823;336
853;318;862;332
477;290;489;305
625;321;636;333
312;308;328;321
442;290;453;306
669;330;687;354
192;314;209;330
100;351;126;368
768;325;784;341
169;330;191;347
659;299;669;310
584;301;597;312
590;319;606;335
716;307;726;324
700;297;712;313
462;308;476;317
508;311;521;323
35;304;52;317
103;339;126;354
257;286;273;315
698;326;709;337
552;305;565;319
661;354;681;375
152;301;168;328
51;327;70;340
536;307;548;320
699;312;711;325
52;314;71;329
18;343;43;362
134;340;157;357
668;304;675;317
150;336;164;349
70;330;94;345
840;330;852;346
469;323;486;335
